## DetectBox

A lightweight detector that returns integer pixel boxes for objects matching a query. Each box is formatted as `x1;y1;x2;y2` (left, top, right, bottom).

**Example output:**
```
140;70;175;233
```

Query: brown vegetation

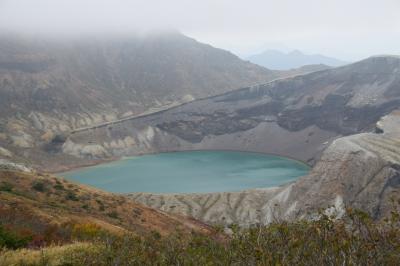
1;170;399;265
0;170;214;249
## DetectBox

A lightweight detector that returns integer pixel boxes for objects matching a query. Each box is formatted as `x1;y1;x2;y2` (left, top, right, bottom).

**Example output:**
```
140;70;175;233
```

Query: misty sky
1;0;399;61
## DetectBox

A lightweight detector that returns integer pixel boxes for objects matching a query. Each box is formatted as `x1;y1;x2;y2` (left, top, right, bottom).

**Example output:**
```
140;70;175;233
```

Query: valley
1;1;400;264
0;49;399;227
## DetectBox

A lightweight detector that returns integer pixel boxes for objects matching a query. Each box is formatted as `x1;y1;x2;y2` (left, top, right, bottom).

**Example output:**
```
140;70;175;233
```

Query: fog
1;0;399;60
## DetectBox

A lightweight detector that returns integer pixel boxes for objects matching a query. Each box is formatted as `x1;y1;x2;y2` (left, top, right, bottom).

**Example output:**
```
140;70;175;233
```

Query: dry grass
0;242;100;266
0;170;214;246
2;208;399;266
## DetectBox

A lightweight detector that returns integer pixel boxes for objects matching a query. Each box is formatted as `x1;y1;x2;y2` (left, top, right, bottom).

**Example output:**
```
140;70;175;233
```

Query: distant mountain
246;49;348;70
0;31;277;118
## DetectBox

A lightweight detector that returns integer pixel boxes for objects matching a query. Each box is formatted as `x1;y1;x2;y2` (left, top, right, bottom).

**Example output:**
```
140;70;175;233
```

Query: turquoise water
61;151;310;193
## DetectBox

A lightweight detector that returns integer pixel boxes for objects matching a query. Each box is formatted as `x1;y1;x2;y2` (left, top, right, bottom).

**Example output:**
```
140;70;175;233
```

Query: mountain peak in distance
247;49;349;70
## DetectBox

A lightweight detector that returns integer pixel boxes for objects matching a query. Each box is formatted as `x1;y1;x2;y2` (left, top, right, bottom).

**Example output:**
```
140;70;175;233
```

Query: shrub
53;183;65;190
107;211;119;219
1;204;400;265
72;223;103;240
0;243;100;266
0;182;13;192
65;191;78;201
96;199;105;211
0;225;32;249
57;204;400;265
31;181;46;192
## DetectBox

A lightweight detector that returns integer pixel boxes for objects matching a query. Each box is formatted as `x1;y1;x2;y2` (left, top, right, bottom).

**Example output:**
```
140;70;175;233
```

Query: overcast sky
1;0;399;61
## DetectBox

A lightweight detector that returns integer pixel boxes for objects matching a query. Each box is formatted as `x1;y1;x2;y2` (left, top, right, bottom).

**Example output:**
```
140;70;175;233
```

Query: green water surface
61;151;309;193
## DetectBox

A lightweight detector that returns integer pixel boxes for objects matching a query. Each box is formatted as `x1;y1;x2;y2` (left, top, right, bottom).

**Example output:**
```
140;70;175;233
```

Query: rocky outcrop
0;159;32;172
129;111;400;226
291;110;400;219
0;147;12;157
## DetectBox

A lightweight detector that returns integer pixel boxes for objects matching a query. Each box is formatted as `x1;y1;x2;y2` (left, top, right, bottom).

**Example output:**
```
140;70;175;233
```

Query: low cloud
1;0;399;60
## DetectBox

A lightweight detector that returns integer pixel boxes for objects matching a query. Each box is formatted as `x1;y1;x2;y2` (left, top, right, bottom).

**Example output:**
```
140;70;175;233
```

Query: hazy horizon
1;0;399;61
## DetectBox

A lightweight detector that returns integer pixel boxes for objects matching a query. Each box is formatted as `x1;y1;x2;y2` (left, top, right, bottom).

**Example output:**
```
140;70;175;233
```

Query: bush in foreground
0;225;32;250
1;205;400;265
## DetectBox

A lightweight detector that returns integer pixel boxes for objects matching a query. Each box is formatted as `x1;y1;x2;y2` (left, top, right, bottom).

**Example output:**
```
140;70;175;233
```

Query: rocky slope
129;110;400;226
55;56;400;172
0;31;279;169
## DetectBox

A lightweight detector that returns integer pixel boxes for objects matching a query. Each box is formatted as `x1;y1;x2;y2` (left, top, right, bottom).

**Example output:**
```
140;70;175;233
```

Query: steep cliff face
55;56;400;172
289;110;400;219
130;111;400;226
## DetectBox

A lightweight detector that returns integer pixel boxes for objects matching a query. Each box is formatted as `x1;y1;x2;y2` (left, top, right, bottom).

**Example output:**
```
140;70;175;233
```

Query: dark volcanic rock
144;56;400;142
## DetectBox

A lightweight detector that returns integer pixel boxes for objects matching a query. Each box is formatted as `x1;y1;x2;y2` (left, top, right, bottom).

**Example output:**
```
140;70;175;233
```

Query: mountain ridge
247;49;348;70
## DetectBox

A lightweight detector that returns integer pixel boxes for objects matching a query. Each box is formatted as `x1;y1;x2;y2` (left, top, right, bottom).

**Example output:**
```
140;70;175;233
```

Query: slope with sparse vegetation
0;170;214;251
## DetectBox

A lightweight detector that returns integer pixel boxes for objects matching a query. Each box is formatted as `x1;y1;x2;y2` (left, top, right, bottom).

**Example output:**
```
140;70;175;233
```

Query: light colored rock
182;94;195;102
11;133;34;148
40;130;55;142
123;136;136;147
81;145;108;158
0;133;7;141
0;147;12;158
0;159;31;172
62;139;109;158
29;112;44;130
